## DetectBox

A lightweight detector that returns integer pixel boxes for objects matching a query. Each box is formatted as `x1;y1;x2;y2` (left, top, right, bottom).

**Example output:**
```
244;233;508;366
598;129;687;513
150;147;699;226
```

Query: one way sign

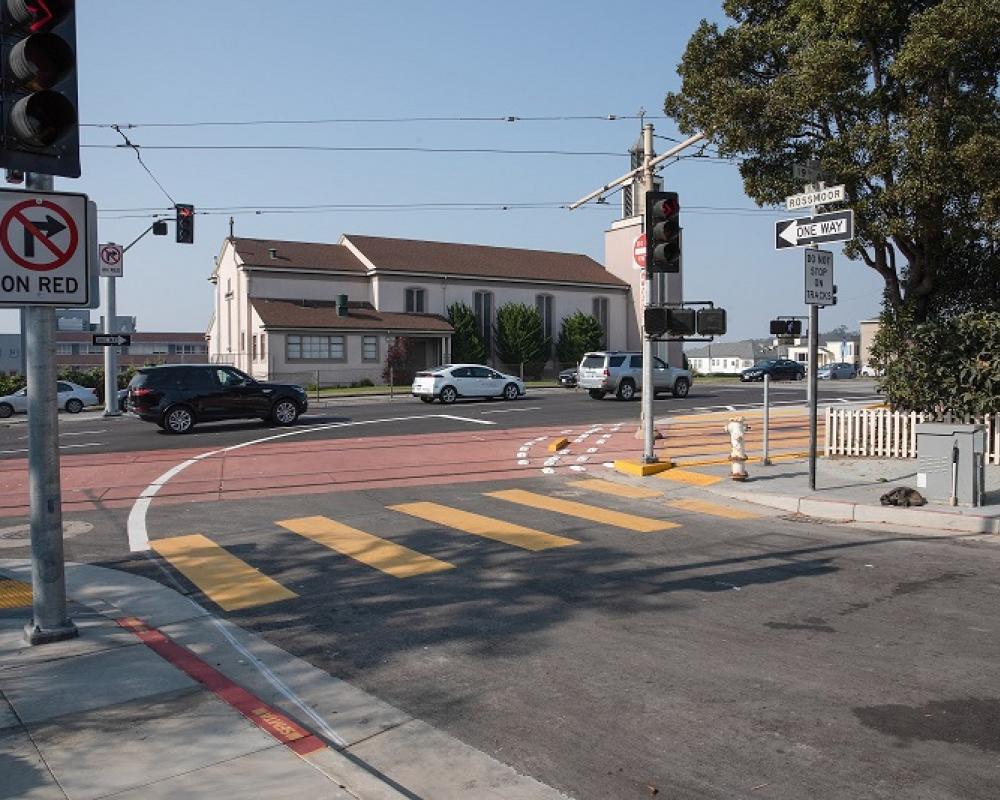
775;210;854;249
92;333;131;347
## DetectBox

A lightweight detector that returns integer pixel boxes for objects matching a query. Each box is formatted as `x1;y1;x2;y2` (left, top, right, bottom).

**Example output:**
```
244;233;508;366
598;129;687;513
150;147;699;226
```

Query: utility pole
640;124;658;462
23;172;76;645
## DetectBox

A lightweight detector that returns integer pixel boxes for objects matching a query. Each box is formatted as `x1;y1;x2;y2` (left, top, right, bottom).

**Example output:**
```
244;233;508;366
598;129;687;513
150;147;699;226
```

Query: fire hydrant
724;416;750;481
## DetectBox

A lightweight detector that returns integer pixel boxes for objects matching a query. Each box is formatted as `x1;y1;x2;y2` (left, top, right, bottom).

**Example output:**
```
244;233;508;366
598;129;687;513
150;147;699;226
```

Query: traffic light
665;308;696;336
770;319;802;336
175;204;194;244
830;285;838;306
696;308;727;336
0;0;80;177
645;190;681;273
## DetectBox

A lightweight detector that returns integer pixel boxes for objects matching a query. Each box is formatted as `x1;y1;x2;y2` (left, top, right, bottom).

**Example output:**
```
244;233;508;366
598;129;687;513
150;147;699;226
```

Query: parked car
576;351;691;400
0;381;99;418
817;362;857;380
740;359;805;382
117;388;129;411
127;364;308;434
411;364;526;404
558;368;578;388
859;364;882;377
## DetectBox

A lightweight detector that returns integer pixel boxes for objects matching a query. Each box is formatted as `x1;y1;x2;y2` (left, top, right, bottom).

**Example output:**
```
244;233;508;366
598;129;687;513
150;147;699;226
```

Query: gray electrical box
915;423;986;506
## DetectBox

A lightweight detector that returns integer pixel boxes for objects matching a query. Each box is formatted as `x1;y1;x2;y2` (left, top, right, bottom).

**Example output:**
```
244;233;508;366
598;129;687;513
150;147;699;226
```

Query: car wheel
795;372;804;381
439;385;457;404
502;383;519;401
0;403;12;419
65;398;83;414
271;399;299;426
419;396;434;404
672;377;690;398
588;389;606;400
163;405;195;434
616;380;636;401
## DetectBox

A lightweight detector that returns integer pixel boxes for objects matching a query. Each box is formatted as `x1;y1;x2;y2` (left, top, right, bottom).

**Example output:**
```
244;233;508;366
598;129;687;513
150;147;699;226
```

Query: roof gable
233;238;367;273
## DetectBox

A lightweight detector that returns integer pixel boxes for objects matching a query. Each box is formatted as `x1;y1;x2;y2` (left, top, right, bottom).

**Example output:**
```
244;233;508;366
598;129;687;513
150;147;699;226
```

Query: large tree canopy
664;0;1000;321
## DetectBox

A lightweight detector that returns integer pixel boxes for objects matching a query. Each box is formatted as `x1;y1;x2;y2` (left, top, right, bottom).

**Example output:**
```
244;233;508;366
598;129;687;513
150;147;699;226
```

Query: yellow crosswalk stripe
667;498;760;520
277;516;454;578
152;534;297;611
656;469;722;487
568;479;662;499
389;501;577;551
486;489;678;533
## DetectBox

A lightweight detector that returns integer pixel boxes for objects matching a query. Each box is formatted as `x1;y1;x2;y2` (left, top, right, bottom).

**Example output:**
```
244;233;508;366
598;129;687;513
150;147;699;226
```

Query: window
362;335;379;362
260;335;266;361
252;335;258;360
177;344;204;355
56;344;73;355
592;297;609;347
286;335;345;361
405;288;426;313
535;294;554;356
474;291;494;355
57;382;72;392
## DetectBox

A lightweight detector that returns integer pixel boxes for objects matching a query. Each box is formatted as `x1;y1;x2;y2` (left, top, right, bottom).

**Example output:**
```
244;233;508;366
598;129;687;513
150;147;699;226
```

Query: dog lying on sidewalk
879;487;927;507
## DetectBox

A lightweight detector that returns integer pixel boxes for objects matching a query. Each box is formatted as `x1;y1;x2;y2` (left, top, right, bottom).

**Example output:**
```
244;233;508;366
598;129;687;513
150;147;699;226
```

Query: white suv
576;351;692;401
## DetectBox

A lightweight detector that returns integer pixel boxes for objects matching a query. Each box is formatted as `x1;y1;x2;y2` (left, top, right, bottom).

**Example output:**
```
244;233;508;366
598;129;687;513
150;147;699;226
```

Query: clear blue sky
0;0;884;340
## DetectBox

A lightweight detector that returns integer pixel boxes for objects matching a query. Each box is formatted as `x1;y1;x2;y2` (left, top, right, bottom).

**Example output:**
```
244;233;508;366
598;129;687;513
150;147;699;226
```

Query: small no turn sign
0;189;90;307
99;242;124;278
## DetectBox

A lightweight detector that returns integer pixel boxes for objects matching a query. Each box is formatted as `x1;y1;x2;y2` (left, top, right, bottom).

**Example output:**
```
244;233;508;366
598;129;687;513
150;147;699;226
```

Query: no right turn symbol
1;198;79;272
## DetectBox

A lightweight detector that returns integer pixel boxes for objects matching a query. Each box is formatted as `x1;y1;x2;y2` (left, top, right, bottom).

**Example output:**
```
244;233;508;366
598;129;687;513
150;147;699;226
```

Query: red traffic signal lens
5;0;70;32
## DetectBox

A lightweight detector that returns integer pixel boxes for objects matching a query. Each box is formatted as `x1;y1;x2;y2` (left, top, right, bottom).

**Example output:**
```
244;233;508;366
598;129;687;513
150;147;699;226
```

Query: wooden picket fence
824;407;1000;464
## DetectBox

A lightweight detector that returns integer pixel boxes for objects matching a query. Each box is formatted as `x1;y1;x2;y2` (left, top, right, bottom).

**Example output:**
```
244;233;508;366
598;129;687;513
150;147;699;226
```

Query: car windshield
754;360;777;367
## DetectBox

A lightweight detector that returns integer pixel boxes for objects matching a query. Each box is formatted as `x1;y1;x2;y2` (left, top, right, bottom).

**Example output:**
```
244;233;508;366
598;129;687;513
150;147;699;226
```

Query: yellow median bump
667;497;760;520
487;489;678;533
614;458;673;477
152;534;297;611
0;579;32;608
389;502;577;551
547;437;570;452
278;516;454;578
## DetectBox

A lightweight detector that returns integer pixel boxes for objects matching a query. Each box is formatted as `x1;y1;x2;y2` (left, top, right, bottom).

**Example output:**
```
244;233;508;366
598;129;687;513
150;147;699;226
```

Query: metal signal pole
640;123;657;463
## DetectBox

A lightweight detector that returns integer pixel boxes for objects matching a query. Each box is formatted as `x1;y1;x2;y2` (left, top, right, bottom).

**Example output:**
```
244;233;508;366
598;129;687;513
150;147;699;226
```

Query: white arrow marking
778;221;798;246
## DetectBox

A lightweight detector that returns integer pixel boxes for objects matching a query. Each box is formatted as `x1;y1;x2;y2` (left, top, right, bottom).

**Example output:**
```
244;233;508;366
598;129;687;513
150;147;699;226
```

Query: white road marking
126;413;496;553
479;406;541;415
576;455;589;462
543;456;560;466
542;467;555;474
0;441;106;454
569;465;587;472
517;459;529;466
587;447;598;453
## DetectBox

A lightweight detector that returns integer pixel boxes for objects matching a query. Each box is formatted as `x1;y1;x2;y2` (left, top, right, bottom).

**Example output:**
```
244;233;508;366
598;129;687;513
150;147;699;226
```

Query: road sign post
99;243;124;416
21;173;76;645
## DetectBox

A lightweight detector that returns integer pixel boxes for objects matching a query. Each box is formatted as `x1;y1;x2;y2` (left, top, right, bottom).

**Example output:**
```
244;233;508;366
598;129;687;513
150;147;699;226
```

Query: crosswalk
150;476;761;612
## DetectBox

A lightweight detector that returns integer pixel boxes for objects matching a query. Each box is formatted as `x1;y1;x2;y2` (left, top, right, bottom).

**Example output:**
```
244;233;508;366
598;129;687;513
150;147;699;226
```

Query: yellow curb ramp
613;459;673;477
547;437;570;452
0;578;32;608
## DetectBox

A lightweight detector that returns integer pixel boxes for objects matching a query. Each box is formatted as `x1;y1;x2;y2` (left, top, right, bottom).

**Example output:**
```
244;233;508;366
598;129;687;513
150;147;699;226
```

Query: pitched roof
233;238;367;273
685;342;759;359
344;234;628;287
250;298;453;333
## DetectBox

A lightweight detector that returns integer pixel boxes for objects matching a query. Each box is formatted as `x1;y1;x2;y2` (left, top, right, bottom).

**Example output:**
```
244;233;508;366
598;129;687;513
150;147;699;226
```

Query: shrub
494;303;547;374
447;302;487;364
555;311;605;367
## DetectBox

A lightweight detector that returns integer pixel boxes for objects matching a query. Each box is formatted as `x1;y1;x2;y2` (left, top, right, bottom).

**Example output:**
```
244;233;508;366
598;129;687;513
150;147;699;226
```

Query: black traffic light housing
644;307;696;337
770;319;802;336
644;307;667;337
175;203;194;244
645;190;681;273
0;0;80;178
696;308;727;336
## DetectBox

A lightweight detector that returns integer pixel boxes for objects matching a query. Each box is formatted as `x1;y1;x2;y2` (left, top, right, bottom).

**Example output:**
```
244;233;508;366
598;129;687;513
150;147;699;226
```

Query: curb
706;486;1000;535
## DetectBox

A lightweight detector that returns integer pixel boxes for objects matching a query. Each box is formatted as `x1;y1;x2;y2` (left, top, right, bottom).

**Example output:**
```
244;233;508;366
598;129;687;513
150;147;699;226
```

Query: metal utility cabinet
915;423;987;506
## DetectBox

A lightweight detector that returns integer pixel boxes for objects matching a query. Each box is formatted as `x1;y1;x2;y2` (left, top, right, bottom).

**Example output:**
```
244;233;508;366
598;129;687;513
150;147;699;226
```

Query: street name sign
0;189;90;308
775;210;853;250
92;333;131;347
793;160;824;181
804;249;834;306
785;185;845;211
98;242;123;278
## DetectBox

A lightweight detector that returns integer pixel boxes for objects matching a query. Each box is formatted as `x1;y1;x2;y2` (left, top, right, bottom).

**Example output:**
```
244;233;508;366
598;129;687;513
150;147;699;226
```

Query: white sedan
411;364;526;404
0;381;100;418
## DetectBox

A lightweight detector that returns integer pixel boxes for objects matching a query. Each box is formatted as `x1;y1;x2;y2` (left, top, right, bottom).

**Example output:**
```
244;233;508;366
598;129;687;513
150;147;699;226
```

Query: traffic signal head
152;220;168;235
0;0;80;177
644;306;667;337
645;190;680;273
769;319;802;336
175;204;194;244
696;308;727;336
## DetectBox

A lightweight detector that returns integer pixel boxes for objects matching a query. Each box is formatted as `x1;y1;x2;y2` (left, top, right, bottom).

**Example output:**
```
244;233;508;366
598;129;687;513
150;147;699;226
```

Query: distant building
686;341;775;375
0;333;19;375
53;332;207;371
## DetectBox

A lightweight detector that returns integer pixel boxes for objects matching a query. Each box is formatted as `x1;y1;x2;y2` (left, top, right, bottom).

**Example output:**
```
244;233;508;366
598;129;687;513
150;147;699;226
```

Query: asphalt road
0;379;882;459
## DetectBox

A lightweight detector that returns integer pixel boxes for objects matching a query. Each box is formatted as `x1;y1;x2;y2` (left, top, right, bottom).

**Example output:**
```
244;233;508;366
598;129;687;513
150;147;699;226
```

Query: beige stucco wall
859;320;879;368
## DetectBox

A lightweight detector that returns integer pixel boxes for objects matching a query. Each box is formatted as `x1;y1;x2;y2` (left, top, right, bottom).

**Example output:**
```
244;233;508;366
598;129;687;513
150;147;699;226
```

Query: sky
0;0;885;340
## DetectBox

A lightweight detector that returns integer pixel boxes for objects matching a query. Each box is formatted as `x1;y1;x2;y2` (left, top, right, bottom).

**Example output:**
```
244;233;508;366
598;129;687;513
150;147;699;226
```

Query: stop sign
633;234;646;269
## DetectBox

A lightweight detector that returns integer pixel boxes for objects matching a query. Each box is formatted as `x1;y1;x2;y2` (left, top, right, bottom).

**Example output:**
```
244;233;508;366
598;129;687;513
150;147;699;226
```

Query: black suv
127;365;308;434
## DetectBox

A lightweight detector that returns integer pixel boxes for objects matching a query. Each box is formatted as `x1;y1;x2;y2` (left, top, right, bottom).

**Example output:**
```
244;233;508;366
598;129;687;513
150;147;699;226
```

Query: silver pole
762;373;771;465
641;123;656;463
808;301;819;490
103;273;120;416
23;173;77;645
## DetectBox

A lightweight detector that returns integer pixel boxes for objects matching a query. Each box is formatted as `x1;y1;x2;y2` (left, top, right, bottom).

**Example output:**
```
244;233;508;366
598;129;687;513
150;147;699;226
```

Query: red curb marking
116;616;326;756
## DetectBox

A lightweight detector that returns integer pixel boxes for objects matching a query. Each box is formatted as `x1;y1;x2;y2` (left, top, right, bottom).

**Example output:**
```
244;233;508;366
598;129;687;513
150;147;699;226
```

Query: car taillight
603;368;610;377
133;388;155;398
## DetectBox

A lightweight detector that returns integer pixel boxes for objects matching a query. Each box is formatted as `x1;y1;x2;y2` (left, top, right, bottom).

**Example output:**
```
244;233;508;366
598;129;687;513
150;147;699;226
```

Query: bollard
724;416;750;481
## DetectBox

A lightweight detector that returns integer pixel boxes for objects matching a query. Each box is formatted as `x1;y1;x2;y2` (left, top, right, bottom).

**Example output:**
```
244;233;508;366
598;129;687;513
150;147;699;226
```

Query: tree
447;302;487;364
494;303;547;371
663;0;1000;323
555;311;605;366
382;337;412;385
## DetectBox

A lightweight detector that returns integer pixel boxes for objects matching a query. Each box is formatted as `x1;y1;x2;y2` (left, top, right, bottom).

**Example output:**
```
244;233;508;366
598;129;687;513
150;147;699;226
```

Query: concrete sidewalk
0;562;572;800
685;456;1000;535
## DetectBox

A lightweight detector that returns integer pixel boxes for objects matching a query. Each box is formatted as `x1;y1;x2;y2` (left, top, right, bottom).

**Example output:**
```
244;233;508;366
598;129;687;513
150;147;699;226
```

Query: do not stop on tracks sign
0;189;92;308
